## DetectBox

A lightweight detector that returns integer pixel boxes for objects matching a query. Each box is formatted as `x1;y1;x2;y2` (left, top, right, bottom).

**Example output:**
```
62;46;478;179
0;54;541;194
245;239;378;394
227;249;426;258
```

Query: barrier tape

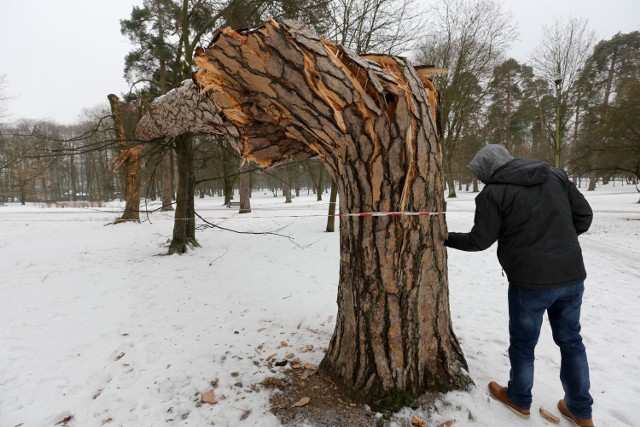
0;211;446;222
334;211;445;217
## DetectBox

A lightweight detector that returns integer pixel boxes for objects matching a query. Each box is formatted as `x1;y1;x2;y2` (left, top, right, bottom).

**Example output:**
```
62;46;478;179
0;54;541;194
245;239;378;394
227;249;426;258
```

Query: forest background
1;0;639;210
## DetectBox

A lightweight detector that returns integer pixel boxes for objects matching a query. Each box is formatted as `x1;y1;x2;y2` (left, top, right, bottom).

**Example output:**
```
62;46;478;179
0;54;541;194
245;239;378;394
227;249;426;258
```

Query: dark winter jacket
445;157;593;289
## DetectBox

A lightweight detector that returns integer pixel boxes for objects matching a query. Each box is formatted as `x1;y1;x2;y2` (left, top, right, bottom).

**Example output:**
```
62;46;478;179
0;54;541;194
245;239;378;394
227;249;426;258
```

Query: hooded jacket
446;150;593;289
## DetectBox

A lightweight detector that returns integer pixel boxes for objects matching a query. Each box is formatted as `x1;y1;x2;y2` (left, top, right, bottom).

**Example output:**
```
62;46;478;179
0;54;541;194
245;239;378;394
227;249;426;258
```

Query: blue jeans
507;282;593;419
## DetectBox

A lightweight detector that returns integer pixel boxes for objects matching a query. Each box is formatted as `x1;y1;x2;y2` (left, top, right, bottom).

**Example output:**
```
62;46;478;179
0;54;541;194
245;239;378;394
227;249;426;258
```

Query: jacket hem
508;277;586;290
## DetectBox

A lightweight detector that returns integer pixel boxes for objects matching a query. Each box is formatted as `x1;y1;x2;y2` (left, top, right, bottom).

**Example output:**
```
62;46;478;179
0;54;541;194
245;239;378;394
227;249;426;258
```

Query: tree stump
136;19;470;409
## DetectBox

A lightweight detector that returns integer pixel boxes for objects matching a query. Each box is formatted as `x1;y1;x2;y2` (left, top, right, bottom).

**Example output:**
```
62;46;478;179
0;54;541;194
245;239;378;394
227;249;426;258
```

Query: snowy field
1;182;638;427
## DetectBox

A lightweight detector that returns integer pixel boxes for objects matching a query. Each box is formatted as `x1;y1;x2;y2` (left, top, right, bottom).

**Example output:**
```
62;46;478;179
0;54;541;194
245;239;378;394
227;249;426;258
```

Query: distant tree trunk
108;94;142;223
19;180;26;205
445;155;457;198
222;141;233;205
69;152;77;201
239;160;251;213
585;48;617;192
283;161;292;203
315;165;324;201
168;135;199;254
326;180;338;232
305;160;326;201
135;20;471;408
161;147;174;210
588;172;597;191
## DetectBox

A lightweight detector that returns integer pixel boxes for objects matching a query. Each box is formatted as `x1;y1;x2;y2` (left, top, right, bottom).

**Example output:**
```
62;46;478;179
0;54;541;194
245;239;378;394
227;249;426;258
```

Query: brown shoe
558;399;594;427
488;381;530;418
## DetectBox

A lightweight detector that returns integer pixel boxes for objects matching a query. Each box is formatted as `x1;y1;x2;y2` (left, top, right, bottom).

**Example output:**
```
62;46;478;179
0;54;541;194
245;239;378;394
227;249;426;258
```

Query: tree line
1;0;638;209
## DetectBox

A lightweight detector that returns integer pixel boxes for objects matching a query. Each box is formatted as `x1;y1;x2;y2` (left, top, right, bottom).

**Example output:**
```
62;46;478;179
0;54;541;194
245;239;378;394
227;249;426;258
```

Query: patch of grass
373;389;418;418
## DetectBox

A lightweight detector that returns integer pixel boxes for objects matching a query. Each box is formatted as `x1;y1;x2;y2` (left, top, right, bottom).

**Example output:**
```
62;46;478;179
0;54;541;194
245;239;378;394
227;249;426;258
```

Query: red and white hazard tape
333;211;446;217
0;211;446;222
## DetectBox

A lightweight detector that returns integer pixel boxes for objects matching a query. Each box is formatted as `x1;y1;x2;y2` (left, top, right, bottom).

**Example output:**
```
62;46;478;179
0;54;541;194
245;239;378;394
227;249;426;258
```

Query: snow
1;183;638;427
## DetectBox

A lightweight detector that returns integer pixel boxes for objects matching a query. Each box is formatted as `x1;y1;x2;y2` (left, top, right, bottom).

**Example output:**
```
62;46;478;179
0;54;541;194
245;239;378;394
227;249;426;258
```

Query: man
445;145;595;427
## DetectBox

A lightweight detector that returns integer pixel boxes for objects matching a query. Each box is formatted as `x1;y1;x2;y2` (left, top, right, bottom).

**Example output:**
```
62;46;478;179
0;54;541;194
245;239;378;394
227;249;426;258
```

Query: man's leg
507;284;550;409
548;282;593;419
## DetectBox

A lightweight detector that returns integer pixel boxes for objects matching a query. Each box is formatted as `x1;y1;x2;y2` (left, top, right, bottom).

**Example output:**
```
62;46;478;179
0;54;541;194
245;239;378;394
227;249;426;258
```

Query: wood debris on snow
292;396;311;407
201;390;225;405
539;407;560;423
55;415;74;426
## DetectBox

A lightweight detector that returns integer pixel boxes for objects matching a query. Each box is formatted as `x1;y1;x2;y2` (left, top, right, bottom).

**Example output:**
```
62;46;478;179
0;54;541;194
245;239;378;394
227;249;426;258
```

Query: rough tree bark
169;135;198;254
108;94;142;224
136;20;470;408
161;148;174;211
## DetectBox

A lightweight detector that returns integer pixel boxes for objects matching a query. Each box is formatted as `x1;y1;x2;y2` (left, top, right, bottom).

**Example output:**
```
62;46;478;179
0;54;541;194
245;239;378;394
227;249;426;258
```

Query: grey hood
490;158;550;186
468;144;514;183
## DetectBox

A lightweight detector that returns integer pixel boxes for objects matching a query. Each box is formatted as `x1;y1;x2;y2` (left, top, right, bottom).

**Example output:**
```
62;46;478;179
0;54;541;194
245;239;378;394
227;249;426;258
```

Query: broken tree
108;94;142;224
135;20;470;408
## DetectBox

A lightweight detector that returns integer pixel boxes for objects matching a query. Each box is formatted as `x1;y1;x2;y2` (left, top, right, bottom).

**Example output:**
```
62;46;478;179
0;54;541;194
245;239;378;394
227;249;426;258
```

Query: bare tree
0;74;9;121
108;94;143;223
531;16;595;168
416;0;516;197
327;0;425;55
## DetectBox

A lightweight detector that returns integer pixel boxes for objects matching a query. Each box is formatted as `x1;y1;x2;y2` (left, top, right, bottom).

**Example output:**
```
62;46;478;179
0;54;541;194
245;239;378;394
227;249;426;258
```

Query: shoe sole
560;410;593;427
558;401;593;427
560;412;581;426
488;385;530;419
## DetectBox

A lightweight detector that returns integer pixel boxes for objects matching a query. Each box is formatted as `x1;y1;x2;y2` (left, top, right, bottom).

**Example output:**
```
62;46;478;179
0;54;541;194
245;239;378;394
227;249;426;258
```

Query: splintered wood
539;407;561;423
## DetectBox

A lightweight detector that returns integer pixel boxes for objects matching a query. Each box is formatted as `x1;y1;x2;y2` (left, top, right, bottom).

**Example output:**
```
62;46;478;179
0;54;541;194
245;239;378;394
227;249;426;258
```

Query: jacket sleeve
568;182;593;235
445;191;501;251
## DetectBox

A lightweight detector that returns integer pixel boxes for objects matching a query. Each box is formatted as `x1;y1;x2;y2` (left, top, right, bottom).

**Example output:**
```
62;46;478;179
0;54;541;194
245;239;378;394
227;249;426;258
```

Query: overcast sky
1;0;638;124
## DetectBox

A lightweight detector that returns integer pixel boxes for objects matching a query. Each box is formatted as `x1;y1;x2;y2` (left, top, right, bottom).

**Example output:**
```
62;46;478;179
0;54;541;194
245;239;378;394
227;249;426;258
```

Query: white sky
1;0;638;124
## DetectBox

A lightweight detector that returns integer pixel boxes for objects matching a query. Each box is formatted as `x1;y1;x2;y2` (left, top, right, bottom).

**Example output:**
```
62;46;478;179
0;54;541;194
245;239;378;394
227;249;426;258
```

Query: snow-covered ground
1;182;638;427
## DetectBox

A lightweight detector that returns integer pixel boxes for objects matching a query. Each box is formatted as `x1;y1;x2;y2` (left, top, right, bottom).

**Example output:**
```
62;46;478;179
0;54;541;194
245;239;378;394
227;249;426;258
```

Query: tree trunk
221;141;234;205
135;20;470;408
588;172;597;191
326;179;338;232
69;152;77;201
283;161;292;203
161;147;174;210
316;165;324;201
108;94;142;223
305;160;326;202
445;157;457;198
168;135;199;254
239;160;251;213
19;181;26;205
